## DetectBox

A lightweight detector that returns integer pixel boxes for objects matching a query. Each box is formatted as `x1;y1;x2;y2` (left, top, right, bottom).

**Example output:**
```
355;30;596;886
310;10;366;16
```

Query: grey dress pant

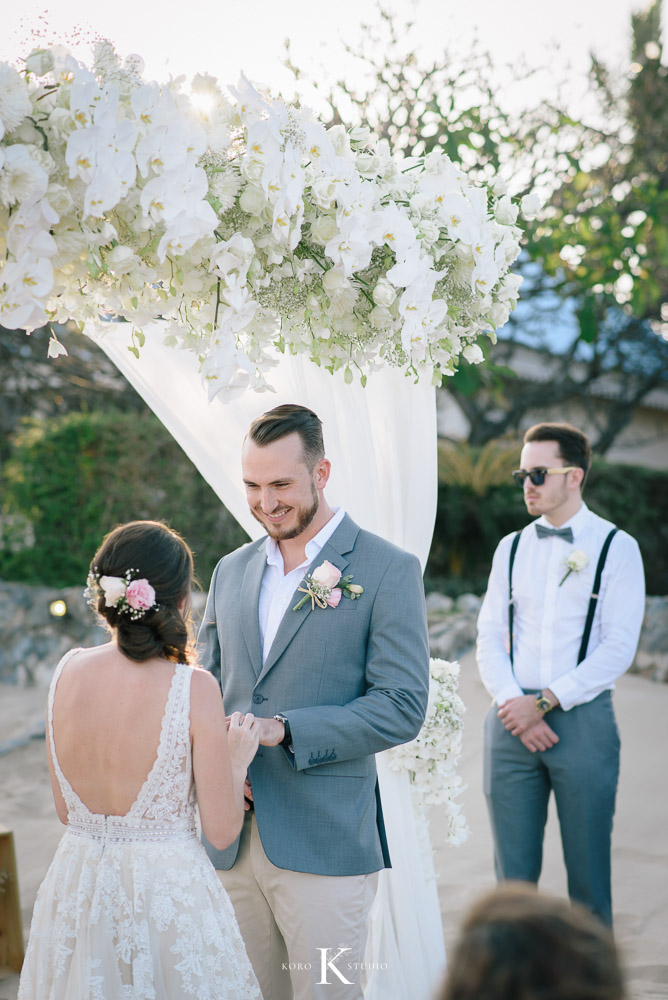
483;690;620;926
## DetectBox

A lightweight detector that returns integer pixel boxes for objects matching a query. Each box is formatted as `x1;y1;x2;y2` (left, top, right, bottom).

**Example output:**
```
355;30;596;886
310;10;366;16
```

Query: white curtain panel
96;321;445;998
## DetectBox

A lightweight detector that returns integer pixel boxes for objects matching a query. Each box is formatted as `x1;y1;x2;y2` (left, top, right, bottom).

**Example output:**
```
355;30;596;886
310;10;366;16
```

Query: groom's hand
225;715;285;745
254;717;286;746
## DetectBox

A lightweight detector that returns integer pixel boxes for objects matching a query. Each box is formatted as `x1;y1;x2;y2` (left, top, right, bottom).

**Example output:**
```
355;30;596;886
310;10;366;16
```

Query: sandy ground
1;651;667;999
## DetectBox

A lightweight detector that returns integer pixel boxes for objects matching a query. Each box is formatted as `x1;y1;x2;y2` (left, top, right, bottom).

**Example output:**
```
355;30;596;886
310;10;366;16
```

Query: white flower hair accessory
559;550;589;586
85;568;158;620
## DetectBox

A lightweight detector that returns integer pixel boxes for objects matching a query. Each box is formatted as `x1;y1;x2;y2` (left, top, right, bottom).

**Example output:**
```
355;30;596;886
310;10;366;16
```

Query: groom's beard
251;484;320;541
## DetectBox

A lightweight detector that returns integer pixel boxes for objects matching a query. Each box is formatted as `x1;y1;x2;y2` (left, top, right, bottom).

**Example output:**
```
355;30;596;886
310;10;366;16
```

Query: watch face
537;697;551;713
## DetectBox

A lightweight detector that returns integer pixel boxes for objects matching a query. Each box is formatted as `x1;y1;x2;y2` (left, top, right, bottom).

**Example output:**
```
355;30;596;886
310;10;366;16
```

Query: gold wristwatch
536;693;553;715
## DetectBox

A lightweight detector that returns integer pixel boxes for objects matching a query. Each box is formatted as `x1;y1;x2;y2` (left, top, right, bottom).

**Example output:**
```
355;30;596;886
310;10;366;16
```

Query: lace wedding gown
18;649;261;1000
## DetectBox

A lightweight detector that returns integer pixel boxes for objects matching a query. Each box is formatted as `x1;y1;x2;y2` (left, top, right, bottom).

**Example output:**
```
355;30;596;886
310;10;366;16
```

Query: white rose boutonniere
292;559;364;612
559;550;588;586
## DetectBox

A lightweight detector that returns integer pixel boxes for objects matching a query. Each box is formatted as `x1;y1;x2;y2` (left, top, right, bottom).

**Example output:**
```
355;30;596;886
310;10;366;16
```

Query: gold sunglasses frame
511;466;577;486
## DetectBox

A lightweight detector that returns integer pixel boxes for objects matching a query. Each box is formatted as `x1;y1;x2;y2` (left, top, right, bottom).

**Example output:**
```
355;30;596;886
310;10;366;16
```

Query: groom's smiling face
242;432;328;541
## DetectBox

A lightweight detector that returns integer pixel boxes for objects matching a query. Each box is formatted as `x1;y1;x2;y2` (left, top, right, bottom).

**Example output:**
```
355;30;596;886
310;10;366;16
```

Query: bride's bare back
50;644;179;817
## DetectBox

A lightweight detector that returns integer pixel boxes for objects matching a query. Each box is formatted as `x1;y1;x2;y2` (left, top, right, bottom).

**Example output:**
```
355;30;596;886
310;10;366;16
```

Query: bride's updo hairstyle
90;520;195;664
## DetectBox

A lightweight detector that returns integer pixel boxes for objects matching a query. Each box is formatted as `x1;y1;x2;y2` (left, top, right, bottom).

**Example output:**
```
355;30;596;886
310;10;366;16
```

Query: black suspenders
577;528;618;663
507;526;618;669
508;530;523;668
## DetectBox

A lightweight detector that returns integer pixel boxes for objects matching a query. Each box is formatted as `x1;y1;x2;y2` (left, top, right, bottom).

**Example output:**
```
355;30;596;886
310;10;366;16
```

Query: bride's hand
227;711;259;769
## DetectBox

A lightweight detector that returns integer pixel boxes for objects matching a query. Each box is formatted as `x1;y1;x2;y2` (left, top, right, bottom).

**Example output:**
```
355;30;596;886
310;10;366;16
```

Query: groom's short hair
248;404;325;470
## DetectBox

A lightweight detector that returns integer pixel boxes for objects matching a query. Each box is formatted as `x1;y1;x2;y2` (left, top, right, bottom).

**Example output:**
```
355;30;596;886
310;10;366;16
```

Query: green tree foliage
0;410;248;588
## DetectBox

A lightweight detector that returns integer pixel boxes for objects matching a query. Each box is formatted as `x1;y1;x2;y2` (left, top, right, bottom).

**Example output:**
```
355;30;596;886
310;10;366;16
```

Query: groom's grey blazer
198;513;430;877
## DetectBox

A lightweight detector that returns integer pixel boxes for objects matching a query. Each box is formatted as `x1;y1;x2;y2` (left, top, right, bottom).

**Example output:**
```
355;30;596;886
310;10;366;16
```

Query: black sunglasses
512;466;577;487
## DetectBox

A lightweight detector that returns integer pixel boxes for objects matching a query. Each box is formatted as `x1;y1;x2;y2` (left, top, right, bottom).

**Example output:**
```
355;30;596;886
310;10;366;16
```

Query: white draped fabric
95;322;446;999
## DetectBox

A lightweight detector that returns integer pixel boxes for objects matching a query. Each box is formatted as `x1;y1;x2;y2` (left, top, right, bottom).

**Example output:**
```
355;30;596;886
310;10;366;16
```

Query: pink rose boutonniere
293;559;364;612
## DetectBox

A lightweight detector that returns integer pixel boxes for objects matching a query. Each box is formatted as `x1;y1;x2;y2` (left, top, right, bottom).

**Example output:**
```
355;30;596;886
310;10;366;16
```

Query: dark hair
90;520;195;664
248;404;324;470
523;422;592;486
440;885;626;1000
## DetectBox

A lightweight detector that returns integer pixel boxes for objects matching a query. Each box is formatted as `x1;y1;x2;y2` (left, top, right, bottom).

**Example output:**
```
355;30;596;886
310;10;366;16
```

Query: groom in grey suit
198;403;429;1000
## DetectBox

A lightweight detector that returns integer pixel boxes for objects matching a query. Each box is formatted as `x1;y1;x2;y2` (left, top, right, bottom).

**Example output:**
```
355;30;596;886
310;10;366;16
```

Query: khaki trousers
217;812;379;1000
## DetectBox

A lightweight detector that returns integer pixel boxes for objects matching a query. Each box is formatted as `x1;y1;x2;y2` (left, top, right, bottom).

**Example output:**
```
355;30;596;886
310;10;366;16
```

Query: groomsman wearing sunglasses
476;422;645;926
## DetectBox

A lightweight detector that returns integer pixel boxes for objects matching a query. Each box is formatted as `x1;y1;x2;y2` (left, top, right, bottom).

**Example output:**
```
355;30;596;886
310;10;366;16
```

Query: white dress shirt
476;503;645;711
258;507;346;663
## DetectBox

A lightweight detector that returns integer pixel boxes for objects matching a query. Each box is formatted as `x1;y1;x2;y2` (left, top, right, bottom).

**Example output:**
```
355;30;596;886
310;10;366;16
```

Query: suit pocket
302;757;371;777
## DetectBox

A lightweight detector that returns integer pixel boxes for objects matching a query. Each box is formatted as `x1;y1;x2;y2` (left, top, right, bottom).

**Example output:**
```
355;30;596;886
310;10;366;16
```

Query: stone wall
0;580;665;690
0;580;207;688
426;591;668;684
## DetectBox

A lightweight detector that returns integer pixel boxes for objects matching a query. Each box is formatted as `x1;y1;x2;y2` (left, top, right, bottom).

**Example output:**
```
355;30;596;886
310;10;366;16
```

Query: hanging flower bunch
387;657;469;846
0;42;531;400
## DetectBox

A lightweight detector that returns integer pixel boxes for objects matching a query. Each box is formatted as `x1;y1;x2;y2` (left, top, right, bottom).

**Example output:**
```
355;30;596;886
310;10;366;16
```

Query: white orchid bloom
157;200;217;260
367;201;418;260
200;338;254;402
7;200;59;257
386;247;431;288
69;80;110;129
84;169;122;218
131;84;175;131
325;219;372;276
213;233;255;281
0;286;48;332
1;253;54;299
228;72;272;119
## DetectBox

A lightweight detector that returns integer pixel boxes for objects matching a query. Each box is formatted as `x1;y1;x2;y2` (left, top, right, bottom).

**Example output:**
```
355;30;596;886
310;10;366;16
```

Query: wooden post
0;825;24;975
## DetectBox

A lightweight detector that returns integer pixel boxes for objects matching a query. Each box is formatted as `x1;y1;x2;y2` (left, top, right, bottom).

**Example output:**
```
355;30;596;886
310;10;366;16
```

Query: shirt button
252;693;266;705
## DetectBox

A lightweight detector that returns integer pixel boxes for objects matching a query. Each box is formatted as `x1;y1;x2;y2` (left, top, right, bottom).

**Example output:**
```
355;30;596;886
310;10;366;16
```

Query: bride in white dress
18;520;262;1000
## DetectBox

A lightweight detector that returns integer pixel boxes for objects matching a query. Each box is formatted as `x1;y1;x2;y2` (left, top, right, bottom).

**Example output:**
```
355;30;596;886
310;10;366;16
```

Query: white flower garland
0;42;530;401
387;657;470;846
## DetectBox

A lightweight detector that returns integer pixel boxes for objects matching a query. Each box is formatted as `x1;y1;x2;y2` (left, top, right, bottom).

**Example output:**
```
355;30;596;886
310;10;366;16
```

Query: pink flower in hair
126;578;156;611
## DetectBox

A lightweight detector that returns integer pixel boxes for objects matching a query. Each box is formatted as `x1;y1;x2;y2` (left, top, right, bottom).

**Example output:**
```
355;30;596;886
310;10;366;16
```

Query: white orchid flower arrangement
0;42;532;401
387;657;469;846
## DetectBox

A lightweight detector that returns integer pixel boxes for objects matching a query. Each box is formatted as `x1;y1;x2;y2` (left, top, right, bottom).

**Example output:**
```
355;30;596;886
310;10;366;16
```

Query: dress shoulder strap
47;648;84;736
47;648;84;807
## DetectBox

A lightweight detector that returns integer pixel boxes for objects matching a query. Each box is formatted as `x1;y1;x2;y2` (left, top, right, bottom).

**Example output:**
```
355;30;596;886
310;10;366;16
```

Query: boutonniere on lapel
293;559;364;612
559;550;588;586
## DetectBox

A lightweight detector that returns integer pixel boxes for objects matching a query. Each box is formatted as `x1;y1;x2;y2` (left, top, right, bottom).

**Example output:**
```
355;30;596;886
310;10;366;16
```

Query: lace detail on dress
20;650;260;1000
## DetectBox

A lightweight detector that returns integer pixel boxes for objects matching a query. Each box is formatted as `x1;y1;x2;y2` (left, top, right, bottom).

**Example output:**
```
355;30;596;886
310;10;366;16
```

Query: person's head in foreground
440;884;626;1000
87;520;195;664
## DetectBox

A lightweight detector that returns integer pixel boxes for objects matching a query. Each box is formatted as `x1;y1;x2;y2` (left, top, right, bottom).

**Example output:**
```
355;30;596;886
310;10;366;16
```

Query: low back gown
18;649;261;999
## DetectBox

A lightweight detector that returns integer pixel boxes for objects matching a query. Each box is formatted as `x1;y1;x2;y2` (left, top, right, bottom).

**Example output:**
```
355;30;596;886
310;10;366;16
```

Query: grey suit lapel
257;515;359;683
240;542;267;678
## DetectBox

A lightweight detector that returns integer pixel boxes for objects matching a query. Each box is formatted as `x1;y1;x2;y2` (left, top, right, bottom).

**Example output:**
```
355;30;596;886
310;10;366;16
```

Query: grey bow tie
535;524;574;543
